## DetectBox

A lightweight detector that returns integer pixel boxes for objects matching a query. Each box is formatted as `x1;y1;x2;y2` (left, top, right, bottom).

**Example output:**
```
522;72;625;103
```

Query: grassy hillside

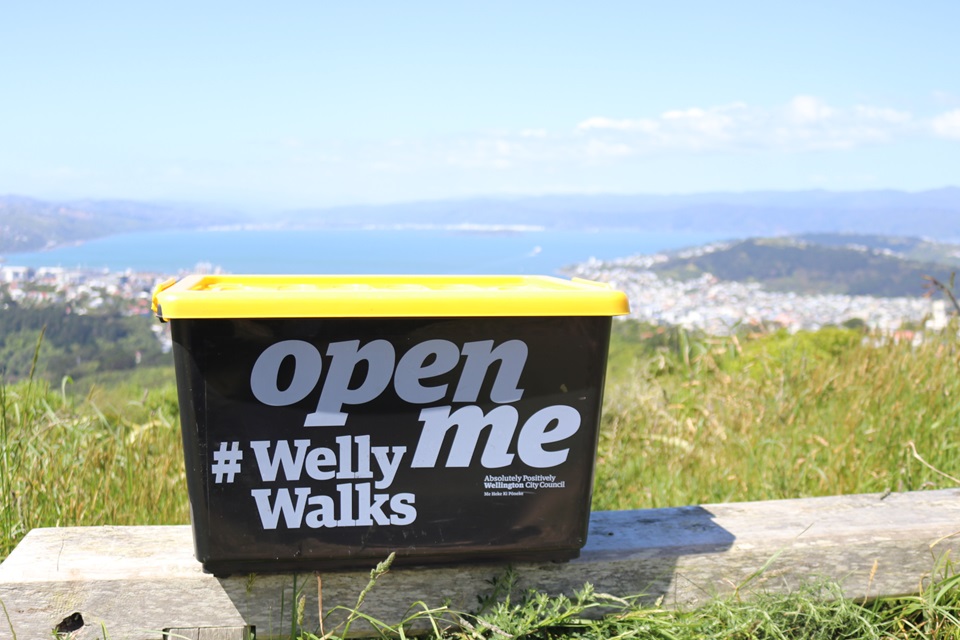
795;233;960;267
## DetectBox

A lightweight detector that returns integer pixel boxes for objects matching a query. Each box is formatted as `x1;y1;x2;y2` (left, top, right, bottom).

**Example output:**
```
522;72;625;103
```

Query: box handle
152;277;179;322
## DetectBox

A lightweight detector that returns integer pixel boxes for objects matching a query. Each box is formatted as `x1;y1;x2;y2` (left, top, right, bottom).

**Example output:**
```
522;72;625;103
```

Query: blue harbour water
4;228;729;276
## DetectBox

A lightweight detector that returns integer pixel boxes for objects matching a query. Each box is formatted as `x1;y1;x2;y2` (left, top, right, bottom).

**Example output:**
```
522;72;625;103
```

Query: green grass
594;324;960;510
2;321;960;638
292;554;960;639
0;368;188;559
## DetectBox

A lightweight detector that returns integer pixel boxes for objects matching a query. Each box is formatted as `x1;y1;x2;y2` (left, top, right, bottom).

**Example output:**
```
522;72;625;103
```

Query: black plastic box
154;275;628;574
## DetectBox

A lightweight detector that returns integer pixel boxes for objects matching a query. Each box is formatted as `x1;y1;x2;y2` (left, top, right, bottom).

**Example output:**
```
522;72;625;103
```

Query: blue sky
1;1;958;209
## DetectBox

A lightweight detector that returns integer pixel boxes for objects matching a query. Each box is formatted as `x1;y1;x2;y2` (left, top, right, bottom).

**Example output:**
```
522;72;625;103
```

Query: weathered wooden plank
164;627;252;640
1;489;958;639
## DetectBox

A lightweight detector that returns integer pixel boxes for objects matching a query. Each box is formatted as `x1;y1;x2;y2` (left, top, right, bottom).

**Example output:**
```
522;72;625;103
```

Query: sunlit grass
594;325;960;511
0;371;188;559
294;557;960;640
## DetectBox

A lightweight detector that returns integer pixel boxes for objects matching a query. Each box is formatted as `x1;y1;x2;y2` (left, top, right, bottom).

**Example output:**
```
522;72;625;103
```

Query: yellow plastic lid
153;274;629;320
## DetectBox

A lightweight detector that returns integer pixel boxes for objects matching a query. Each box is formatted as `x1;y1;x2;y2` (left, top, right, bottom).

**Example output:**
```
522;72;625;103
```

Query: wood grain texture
164;627;252;640
1;489;958;638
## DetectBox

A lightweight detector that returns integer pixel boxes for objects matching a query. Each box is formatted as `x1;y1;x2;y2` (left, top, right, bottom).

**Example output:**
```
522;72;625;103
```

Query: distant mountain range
2;191;958;298
285;188;960;238
2;188;959;254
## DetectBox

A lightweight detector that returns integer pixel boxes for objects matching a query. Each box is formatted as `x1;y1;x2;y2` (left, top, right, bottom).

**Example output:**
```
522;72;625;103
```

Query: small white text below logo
483;473;566;491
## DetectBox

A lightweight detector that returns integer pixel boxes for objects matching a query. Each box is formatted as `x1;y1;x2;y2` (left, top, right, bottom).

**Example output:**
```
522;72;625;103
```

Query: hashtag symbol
211;441;243;484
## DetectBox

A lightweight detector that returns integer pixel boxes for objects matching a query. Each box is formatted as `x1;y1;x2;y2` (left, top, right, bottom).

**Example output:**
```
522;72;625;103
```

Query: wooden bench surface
1;489;958;638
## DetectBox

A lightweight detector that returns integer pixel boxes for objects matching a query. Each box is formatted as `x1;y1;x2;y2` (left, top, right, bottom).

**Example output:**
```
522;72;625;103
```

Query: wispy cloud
578;116;659;133
932;109;960;140
785;95;835;123
274;96;953;186
574;96;916;155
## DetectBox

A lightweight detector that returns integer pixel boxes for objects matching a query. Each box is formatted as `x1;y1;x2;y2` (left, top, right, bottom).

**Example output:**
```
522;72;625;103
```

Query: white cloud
661;105;741;146
577;104;748;152
932;109;960;139
574;96;917;155
854;105;911;124
444;137;523;170
577;117;658;133
324;97;938;185
584;139;634;160
520;128;548;138
786;95;835;123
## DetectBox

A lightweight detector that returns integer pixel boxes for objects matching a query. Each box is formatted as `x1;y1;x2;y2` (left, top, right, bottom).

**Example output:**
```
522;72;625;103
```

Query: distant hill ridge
286;188;960;237
0;196;242;253
644;234;960;298
2;188;959;255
